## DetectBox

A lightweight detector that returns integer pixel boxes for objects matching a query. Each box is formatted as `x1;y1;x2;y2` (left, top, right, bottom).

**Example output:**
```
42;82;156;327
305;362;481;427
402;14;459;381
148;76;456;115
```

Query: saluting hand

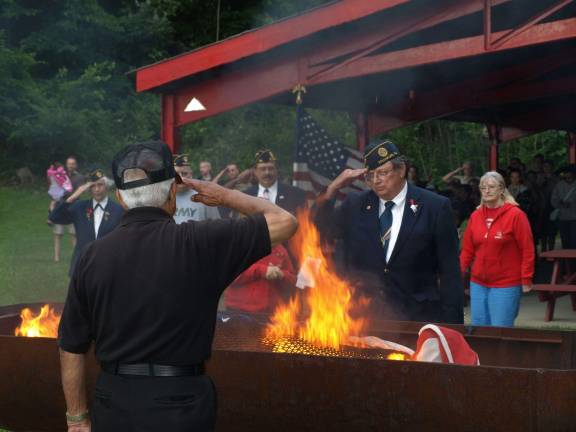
65;181;94;204
183;177;227;207
325;168;367;199
237;168;254;183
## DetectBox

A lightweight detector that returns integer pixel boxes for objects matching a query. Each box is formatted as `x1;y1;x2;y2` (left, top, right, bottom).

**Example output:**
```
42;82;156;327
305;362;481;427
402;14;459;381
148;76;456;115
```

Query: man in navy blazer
49;169;123;276
315;140;463;324
243;149;307;215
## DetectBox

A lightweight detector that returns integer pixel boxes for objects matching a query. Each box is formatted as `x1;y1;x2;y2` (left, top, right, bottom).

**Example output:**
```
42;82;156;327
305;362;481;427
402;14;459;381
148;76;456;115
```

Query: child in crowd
46;162;73;262
47;163;72;204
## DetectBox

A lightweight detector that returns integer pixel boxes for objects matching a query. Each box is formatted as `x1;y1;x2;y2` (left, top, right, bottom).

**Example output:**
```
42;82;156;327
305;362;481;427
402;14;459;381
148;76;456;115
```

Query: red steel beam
173;57;302;126
162;5;576;129
490;0;574;49
484;0;492;50
568;132;576;164
170;0;514;125
309;0;511;69
161;94;179;152
476;102;576;147
310;17;576;84
486;124;501;170
135;0;408;92
478;76;576;106
309;0;511;82
366;49;576;135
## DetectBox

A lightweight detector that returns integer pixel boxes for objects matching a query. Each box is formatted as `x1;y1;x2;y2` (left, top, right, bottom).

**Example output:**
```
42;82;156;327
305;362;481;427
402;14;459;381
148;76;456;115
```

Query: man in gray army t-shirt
173;154;221;224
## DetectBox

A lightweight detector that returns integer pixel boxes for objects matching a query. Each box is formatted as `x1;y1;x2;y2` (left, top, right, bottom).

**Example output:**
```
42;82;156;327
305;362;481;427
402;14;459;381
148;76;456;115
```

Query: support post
355;112;369;153
161;94;180;152
486;124;500;170
484;0;492;50
568;132;576;165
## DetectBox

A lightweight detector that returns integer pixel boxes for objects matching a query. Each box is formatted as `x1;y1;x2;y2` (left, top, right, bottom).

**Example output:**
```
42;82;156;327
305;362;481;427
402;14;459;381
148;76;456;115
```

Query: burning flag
265;209;368;351
14;304;60;338
263;211;479;365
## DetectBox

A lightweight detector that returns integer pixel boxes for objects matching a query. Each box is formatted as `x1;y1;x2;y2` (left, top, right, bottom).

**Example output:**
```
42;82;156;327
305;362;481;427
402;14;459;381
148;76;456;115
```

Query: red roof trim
135;0;408;92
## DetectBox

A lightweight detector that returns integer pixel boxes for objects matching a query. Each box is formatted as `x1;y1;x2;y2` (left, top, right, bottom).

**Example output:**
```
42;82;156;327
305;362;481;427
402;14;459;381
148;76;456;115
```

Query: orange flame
266;209;368;350
14;304;60;338
386;352;409;361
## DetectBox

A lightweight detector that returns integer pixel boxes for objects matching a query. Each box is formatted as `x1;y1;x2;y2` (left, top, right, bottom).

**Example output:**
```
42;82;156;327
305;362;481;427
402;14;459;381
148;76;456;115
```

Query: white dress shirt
92;197;108;238
258;181;278;204
378;181;408;262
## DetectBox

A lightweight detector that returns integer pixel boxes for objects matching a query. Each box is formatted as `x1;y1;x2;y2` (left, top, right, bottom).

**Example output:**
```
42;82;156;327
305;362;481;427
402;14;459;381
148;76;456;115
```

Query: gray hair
479;171;518;207
90;176;113;189
118;169;174;209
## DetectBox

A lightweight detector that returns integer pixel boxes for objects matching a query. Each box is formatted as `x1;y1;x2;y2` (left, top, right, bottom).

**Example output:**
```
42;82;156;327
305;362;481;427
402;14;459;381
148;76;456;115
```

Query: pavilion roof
135;0;576;144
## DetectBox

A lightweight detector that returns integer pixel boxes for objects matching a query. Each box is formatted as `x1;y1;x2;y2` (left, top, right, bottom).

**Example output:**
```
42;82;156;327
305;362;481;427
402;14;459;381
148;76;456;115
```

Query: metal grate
261;336;396;360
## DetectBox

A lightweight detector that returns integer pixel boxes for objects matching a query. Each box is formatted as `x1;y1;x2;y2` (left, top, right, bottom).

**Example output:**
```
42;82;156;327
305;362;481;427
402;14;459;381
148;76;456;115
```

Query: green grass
0;186;72;305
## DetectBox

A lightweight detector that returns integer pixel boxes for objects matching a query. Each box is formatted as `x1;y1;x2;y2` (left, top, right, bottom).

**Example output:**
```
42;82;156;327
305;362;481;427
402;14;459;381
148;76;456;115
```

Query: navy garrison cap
173;154;190;167
254;149;277;165
363;140;401;170
88;169;105;183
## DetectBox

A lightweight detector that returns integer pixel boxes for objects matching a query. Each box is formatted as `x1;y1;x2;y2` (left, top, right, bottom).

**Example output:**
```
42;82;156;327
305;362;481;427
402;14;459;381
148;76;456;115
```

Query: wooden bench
532;284;576;322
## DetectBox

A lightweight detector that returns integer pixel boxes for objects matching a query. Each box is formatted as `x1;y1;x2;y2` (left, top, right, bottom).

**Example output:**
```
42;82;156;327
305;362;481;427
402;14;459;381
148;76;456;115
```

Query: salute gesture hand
183;178;228;207
325;168;367;199
65;181;94;204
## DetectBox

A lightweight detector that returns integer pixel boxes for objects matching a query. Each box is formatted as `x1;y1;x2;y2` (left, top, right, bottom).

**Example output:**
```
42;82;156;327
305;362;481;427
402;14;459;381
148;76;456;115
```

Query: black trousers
559;220;576;249
92;371;217;432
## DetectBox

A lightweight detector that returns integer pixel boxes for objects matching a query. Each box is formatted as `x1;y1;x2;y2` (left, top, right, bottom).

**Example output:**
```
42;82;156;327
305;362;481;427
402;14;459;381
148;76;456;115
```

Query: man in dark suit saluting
315;140;463;324
243;149;307;215
49;169;123;276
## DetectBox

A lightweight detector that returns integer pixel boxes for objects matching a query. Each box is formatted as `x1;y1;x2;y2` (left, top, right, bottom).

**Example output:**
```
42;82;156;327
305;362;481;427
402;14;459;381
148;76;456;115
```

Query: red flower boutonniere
86;207;93;220
409;199;419;213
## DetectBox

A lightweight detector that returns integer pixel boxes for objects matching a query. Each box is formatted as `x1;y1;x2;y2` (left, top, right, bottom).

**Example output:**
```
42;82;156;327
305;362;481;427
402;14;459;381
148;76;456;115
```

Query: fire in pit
14;304;60;338
263;210;408;360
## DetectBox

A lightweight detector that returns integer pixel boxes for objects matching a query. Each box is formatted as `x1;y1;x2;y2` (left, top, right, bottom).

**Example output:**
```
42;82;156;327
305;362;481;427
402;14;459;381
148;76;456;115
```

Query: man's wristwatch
66;410;89;423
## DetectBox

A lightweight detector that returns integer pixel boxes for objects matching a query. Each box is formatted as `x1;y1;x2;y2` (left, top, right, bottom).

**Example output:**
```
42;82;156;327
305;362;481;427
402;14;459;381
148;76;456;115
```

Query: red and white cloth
349;324;479;366
414;324;480;365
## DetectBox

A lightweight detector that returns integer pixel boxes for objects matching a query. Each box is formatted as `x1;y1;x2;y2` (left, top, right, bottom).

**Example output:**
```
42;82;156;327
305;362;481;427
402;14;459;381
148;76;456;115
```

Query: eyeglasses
479;185;500;192
365;169;396;182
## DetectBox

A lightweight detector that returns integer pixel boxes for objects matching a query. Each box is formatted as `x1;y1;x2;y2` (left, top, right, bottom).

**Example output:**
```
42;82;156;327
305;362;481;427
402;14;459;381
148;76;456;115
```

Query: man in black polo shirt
58;141;298;432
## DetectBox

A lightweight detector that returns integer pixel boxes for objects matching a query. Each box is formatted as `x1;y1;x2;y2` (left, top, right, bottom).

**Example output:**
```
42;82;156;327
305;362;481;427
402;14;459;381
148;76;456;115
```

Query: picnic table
533;249;576;322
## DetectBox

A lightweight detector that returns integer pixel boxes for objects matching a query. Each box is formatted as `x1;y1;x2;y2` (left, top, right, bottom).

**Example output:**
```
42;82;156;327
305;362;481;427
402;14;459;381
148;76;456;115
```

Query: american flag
292;107;367;204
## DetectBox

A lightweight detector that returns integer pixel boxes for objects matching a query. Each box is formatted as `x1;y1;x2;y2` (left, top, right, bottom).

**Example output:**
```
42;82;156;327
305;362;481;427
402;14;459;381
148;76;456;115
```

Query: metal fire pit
1;303;576;431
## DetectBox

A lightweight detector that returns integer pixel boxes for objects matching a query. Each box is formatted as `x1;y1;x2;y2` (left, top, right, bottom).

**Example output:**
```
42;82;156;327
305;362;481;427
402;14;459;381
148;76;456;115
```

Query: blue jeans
470;282;522;327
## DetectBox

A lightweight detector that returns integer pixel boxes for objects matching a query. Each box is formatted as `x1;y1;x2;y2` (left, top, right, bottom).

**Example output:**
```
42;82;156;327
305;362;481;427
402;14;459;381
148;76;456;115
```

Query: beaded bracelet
66;410;89;423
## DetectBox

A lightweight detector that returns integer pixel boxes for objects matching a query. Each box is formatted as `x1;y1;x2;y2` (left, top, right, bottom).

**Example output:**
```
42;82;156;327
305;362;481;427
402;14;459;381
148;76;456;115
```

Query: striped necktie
379;201;395;261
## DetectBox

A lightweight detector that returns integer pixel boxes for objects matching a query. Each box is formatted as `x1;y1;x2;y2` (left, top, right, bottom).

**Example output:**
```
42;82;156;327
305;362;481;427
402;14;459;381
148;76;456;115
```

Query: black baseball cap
112;140;179;190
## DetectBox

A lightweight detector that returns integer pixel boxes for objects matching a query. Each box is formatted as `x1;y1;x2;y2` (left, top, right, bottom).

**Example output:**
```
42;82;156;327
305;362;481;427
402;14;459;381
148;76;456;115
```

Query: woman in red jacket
225;244;296;313
460;171;534;327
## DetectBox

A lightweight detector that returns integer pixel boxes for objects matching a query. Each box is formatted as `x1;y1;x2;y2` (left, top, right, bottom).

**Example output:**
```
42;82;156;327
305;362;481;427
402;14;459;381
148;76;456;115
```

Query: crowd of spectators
46;153;575;268
44;150;576;328
410;155;575;253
